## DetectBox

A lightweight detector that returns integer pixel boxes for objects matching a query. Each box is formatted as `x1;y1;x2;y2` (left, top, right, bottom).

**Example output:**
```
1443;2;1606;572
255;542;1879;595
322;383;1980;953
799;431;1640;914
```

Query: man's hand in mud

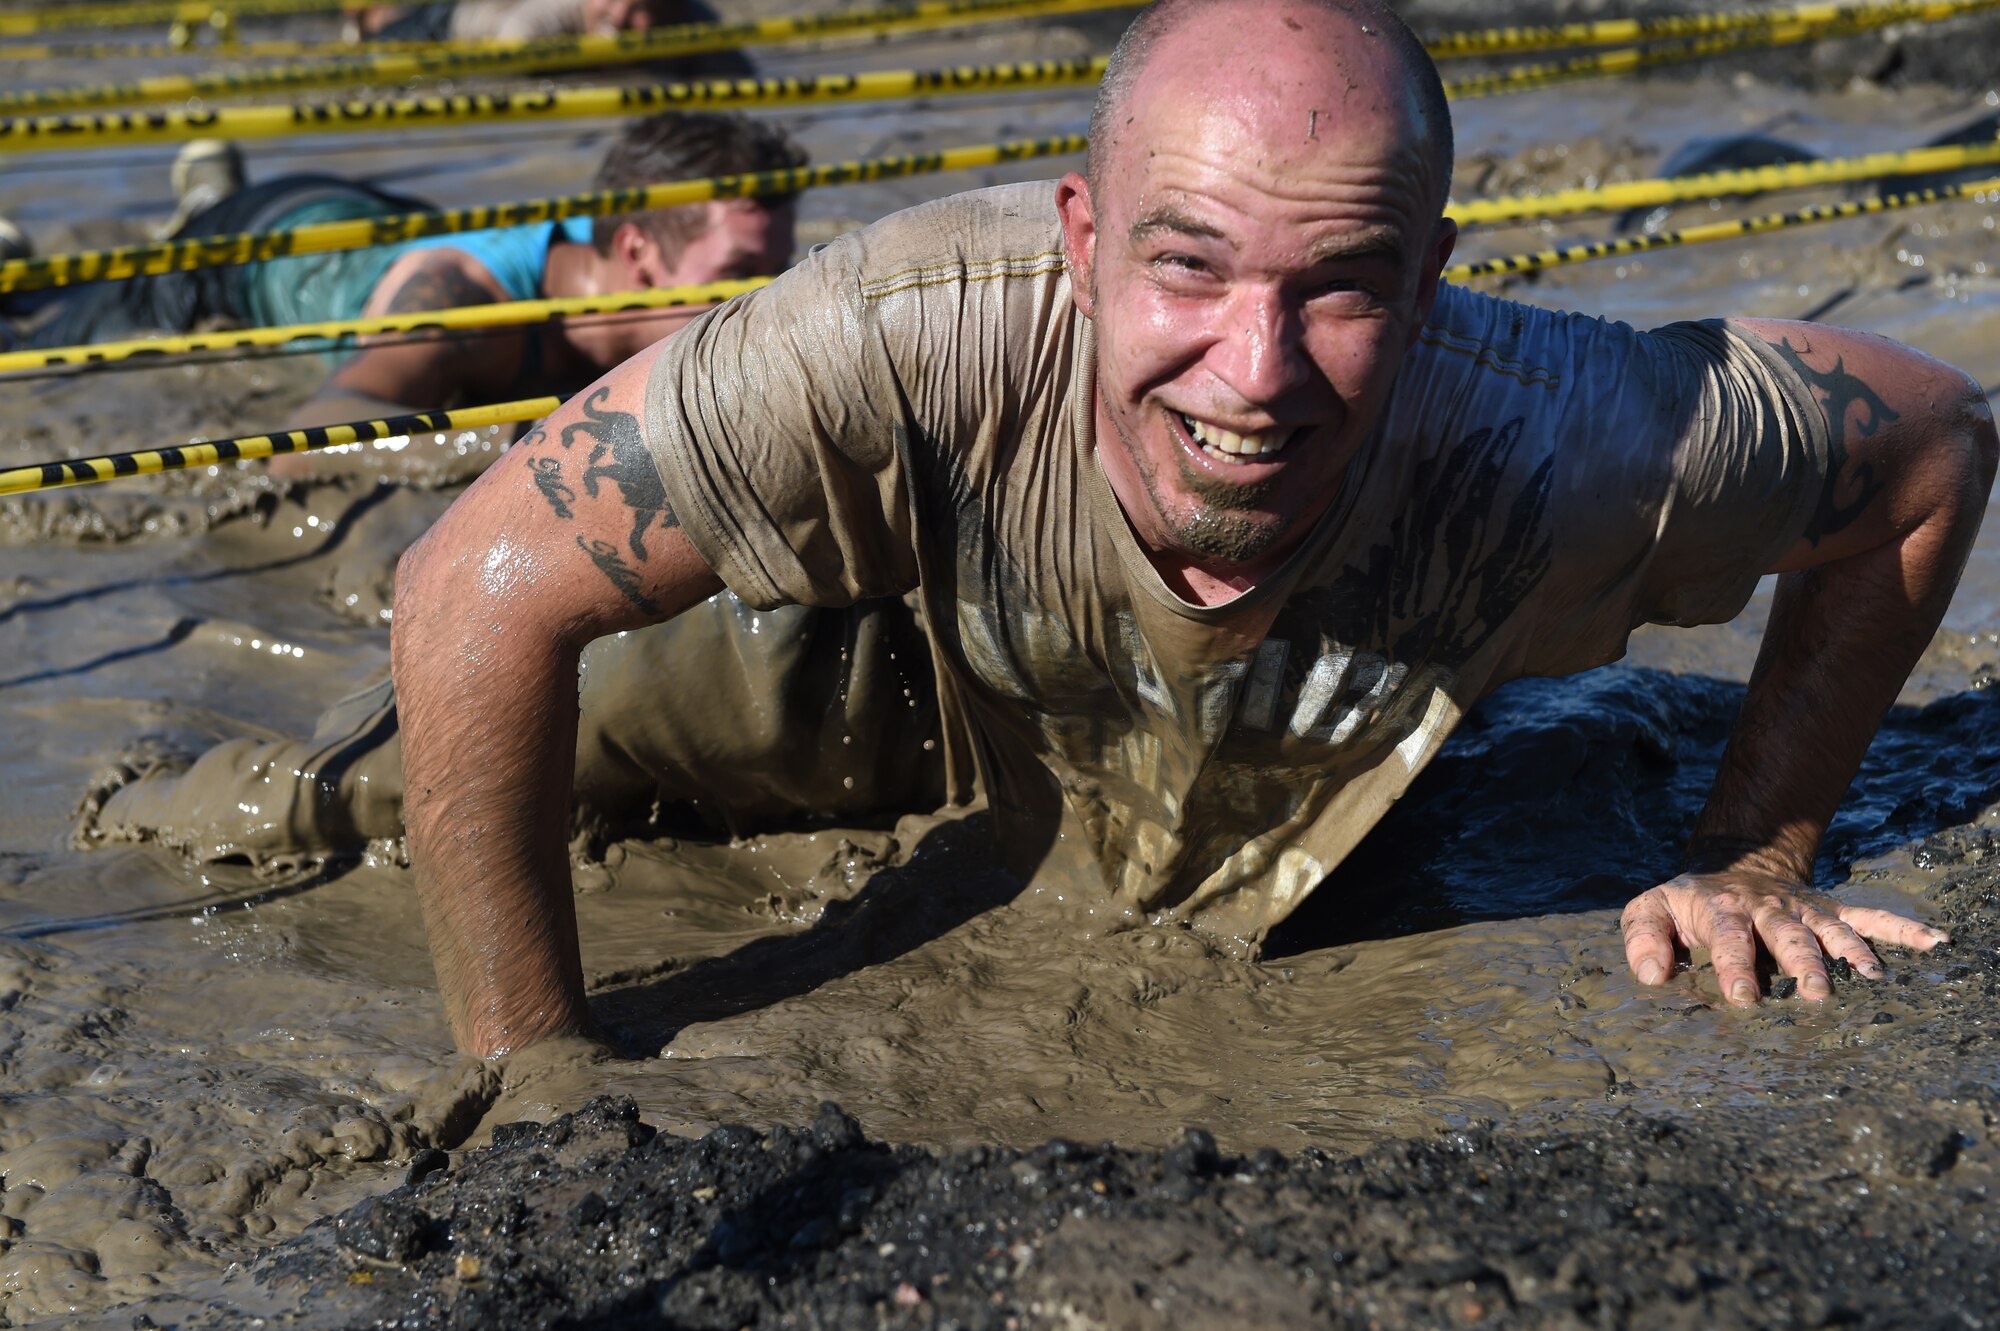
1621;870;1949;1006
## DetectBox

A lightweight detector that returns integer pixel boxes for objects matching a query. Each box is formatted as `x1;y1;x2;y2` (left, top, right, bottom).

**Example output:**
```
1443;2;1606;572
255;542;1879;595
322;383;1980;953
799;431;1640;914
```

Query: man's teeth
1182;414;1293;462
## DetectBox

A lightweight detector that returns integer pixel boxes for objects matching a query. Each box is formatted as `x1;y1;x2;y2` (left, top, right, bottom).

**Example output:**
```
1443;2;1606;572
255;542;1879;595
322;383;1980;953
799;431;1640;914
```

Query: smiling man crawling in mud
86;0;1997;1057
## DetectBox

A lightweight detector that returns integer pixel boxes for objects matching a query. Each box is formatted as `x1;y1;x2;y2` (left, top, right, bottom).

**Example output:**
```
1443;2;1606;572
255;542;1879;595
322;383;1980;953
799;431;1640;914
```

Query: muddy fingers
1624;871;1950;1006
1837;904;1953;952
1620;890;1678;986
1701;896;1763;1006
1799;903;1884;978
1753;902;1833;1000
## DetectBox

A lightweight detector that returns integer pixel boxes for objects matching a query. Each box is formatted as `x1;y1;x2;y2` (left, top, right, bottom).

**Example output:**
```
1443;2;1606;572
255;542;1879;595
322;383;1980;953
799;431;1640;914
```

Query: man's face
1057;15;1454;582
656;198;796;288
595;199;795;364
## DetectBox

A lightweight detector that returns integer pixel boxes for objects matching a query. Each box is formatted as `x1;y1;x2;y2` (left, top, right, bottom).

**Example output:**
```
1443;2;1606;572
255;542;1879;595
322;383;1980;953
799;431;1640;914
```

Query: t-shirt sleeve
1503;305;1834;677
449;0;582;40
497;0;585;40
1629;319;1832;627
642;236;920;612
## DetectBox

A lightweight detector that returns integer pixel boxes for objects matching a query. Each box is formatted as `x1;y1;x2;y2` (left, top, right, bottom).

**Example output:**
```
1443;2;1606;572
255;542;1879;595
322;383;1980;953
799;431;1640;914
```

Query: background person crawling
3;110;800;471
349;0;733;47
80;0;1996;1060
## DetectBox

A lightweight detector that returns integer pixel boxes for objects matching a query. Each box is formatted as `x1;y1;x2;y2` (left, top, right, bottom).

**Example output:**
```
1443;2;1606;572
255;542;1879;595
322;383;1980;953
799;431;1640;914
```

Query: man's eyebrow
1306;230;1408;267
1129;208;1232;248
1126;212;1411;268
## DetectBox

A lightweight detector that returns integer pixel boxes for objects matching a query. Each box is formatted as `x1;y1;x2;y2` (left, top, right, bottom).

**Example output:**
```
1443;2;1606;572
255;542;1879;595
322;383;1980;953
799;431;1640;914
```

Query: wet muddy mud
5;1;2000;1326
101;780;2000;1330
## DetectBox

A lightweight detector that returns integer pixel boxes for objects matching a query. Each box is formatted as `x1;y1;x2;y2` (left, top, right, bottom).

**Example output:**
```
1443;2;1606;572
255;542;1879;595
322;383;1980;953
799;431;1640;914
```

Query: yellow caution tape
0;0;1138;111
11;112;1984;295
16;178;2000;488
6;125;1989;295
1425;0;2000;55
0;395;560;495
0;56;1107;151
23;177;1983;379
7;0;1975;147
0;0;360;36
2;0;1981;62
1448;135;2000;225
1441;0;2000;101
1448;174;2000;281
0;38;366;58
0;31;1814;154
0;275;771;376
0;0;348;14
7;115;1991;296
1;132;1087;292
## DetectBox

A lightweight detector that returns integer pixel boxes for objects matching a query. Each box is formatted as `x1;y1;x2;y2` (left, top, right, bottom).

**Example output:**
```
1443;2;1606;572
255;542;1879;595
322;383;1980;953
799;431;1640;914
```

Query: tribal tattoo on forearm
523;388;682;612
1767;336;1894;545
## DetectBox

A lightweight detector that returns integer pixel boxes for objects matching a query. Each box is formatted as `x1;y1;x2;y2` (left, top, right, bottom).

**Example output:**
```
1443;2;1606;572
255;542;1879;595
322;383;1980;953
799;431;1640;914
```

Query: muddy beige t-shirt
645;181;1829;939
448;0;718;41
450;0;585;40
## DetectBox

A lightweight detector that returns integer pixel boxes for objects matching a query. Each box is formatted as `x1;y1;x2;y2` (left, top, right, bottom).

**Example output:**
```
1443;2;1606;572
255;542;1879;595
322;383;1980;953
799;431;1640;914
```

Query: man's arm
1622;320;1997;1005
294;250;522;426
392;347;719;1055
269;250;526;474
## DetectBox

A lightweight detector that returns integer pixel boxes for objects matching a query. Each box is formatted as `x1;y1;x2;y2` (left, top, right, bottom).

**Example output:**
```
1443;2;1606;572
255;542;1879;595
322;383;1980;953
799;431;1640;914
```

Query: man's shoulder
820;181;1069;302
1410;283;1645;403
368;243;510;313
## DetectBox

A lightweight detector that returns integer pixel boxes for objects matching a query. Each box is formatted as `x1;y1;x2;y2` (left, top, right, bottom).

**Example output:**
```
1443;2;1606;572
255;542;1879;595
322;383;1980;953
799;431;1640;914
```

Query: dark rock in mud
401;1147;449;1189
241;1076;2000;1330
333;1195;436;1266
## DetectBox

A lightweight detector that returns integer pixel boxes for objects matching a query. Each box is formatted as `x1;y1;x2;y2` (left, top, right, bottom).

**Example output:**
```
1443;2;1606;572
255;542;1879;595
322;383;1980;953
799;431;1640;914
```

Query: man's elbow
391;527;459;680
1913;368;1996;527
1956;375;1999;498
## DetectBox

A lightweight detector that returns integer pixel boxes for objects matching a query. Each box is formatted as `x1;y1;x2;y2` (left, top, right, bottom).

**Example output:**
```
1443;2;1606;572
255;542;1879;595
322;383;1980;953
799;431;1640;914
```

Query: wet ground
4;1;2000;1326
74;680;2000;1330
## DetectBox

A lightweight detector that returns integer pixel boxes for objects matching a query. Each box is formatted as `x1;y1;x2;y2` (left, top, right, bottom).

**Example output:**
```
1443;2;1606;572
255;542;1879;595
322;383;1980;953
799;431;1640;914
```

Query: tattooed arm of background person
1623;320;1997;1007
393;349;720;1056
269;250;529;478
277;250;525;440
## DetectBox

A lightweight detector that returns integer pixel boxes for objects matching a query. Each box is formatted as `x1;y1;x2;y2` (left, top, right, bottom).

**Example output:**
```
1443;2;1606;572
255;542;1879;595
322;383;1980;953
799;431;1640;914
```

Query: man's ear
1409;216;1459;343
611;220;667;287
1054;172;1098;319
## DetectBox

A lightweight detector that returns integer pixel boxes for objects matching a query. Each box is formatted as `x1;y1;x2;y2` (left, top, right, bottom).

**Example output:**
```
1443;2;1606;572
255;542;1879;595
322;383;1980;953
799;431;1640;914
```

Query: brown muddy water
3;9;2000;1326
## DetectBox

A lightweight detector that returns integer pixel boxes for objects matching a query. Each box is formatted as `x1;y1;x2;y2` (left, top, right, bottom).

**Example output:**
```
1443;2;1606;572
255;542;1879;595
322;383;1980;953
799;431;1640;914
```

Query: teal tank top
238;207;594;330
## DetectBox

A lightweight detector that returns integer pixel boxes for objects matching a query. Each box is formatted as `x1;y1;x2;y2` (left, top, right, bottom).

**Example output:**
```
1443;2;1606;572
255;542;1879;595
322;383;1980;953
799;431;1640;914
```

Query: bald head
1054;0;1463;582
1085;0;1453;213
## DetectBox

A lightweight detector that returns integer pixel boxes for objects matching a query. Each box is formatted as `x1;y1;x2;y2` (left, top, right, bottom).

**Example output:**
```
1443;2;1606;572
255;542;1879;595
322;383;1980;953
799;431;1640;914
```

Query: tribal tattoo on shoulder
1766;335;1894;545
520;388;681;614
372;261;504;381
384;261;494;314
560;386;681;560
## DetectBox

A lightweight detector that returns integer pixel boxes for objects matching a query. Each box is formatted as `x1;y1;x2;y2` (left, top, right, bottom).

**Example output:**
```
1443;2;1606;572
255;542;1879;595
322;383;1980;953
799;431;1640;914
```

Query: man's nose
1208;285;1313;406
